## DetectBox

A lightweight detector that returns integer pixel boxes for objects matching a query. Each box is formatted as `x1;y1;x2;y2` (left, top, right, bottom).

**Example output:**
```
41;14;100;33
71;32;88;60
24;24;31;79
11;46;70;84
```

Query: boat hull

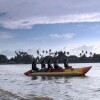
24;66;92;76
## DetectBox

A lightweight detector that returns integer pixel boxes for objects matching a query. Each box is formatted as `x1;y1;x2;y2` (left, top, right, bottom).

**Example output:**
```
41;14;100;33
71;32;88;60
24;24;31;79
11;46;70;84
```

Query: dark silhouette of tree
64;51;66;55
15;51;18;56
85;51;87;54
79;54;87;62
13;51;34;64
37;50;39;55
82;50;84;54
0;54;8;63
46;50;48;54
49;49;51;56
66;52;70;56
42;50;45;54
1;49;100;64
49;49;51;53
85;51;88;57
90;52;92;57
80;53;82;57
54;51;58;57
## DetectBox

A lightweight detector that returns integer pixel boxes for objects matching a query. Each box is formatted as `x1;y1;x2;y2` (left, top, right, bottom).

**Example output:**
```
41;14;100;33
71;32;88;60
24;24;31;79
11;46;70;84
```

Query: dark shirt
41;61;46;68
53;62;64;72
64;60;69;68
54;62;59;69
47;60;53;69
32;62;39;72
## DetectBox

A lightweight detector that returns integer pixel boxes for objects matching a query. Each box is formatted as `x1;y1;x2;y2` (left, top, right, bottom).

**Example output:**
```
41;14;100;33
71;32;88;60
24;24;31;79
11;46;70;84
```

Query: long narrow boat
24;66;92;76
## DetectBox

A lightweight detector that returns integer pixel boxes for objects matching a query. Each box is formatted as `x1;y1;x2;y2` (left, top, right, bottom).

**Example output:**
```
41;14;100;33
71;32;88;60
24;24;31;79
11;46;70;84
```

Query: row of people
32;59;73;72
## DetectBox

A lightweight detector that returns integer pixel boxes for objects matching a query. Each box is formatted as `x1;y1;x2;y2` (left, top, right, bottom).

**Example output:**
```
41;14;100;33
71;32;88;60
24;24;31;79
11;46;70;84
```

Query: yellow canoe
24;66;92;76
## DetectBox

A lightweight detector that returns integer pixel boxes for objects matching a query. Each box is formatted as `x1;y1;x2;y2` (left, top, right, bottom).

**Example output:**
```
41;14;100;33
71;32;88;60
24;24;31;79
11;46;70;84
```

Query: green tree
82;50;84;54
90;52;92;57
54;51;58;57
49;49;52;56
37;50;39;55
42;50;45;54
13;51;34;64
0;54;8;63
64;51;66;55
66;52;70;56
46;50;48;54
80;53;82;57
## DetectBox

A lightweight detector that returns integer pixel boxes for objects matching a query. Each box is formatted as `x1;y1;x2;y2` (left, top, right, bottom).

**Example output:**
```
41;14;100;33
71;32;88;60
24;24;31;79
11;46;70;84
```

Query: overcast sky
0;0;100;58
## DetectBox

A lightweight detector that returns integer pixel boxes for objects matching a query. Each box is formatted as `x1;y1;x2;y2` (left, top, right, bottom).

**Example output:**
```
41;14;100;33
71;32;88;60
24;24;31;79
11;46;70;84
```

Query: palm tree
90;52;92;57
80;53;82;57
64;51;66;55
54;51;58;57
82;50;84;54
15;51;18;56
85;51;87;54
42;50;45;54
85;51;88;57
46;50;48;55
49;49;51;56
66;52;70;56
49;49;51;53
37;50;39;57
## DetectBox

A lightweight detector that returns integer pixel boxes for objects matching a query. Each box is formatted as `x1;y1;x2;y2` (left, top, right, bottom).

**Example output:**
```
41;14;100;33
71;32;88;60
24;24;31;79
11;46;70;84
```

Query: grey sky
0;0;100;29
1;0;100;58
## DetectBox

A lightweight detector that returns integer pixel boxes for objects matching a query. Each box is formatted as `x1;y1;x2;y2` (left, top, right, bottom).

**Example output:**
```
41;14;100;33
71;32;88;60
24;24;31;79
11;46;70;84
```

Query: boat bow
82;66;92;75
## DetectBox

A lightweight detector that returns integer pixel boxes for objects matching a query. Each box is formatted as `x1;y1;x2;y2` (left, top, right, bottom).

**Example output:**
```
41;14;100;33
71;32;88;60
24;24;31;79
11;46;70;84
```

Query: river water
0;63;100;100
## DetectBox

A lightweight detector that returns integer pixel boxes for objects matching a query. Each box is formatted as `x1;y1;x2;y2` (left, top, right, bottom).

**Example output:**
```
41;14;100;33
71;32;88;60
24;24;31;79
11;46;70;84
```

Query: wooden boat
24;66;92;76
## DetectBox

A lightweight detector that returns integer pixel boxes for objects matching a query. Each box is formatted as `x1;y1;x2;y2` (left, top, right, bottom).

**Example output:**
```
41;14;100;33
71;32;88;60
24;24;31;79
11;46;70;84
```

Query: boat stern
24;70;32;75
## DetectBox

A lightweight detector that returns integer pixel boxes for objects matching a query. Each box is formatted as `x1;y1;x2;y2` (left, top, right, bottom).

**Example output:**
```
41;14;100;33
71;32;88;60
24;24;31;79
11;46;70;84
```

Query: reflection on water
0;63;100;100
31;76;87;81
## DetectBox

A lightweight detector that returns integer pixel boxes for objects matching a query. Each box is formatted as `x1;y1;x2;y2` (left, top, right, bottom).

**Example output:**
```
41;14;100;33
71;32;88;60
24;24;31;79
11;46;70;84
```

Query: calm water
0;63;100;100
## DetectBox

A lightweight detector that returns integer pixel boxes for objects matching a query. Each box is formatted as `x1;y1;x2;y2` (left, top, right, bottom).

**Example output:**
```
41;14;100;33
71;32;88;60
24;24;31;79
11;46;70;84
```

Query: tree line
0;49;100;64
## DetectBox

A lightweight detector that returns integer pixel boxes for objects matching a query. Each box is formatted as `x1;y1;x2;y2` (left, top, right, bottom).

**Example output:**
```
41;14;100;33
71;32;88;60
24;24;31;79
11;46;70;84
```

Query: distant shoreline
1;51;100;64
0;62;100;65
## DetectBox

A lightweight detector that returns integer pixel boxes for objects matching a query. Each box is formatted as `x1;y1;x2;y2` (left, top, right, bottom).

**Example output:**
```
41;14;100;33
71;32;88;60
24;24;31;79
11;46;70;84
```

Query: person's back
47;60;53;69
41;60;46;68
64;59;69;68
47;60;54;72
54;61;59;69
40;60;47;72
64;59;73;69
32;60;39;72
53;61;64;72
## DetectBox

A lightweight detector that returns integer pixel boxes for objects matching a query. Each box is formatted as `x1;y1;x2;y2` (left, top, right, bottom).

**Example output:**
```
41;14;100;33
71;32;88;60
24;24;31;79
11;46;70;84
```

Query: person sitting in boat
64;59;73;69
54;60;64;72
47;59;54;72
40;59;47;72
32;59;39;72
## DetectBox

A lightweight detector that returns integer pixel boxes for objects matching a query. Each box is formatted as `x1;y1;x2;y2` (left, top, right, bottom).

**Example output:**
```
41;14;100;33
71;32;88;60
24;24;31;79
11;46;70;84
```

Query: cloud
32;37;45;40
0;48;40;58
0;32;14;39
92;44;100;54
0;12;7;17
1;44;100;58
0;0;100;29
1;13;100;29
0;50;16;58
64;44;100;56
71;45;93;54
50;33;75;40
